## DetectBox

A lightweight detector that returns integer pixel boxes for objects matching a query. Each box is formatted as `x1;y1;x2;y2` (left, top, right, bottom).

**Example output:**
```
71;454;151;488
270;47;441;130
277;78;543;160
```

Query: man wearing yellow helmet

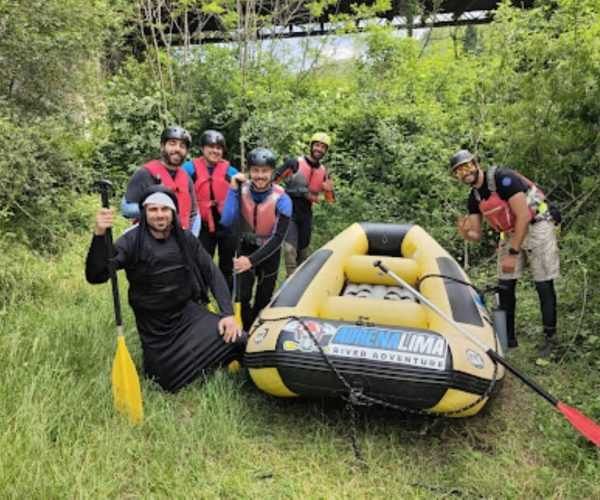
273;132;335;277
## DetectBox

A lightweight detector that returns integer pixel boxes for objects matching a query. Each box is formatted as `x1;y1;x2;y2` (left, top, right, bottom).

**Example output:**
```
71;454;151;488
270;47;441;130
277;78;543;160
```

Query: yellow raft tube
246;223;505;417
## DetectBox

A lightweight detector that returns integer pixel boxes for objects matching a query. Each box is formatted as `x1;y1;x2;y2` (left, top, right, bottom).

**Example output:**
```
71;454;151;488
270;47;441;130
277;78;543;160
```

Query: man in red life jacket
273;132;335;277
182;130;239;291
452;149;559;360
221;148;292;331
121;125;200;236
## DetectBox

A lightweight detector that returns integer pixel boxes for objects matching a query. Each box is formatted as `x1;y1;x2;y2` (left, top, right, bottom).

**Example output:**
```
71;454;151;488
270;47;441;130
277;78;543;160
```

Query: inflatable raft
245;223;505;417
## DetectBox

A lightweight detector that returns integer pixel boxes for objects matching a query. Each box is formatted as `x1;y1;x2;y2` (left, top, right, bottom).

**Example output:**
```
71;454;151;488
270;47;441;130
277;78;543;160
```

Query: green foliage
0;234;598;497
0;115;98;250
0;0;127;250
0;0;124;116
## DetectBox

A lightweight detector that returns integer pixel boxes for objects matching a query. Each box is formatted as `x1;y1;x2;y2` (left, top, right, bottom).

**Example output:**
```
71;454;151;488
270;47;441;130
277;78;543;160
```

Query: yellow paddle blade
234;302;242;327
227;303;244;373
227;359;241;373
112;334;143;424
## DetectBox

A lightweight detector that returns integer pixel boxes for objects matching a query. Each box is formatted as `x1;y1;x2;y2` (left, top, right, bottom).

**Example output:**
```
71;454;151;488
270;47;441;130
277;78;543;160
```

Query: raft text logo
330;326;447;371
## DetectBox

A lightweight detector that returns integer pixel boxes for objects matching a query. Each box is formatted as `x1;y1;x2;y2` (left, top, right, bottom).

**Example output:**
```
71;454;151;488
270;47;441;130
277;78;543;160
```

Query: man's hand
95;208;115;236
457;214;482;242
230;173;247;190
233;255;252;273
322;174;334;192
502;254;517;274
457;216;471;240
218;315;243;343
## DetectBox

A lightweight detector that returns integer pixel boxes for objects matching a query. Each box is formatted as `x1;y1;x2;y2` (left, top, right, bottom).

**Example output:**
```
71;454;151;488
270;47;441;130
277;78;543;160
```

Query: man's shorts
498;219;560;281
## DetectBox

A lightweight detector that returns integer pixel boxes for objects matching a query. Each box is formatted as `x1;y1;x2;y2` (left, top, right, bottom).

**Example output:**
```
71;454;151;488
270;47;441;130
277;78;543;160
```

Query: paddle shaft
234;178;244;305
373;260;559;407
99;182;123;329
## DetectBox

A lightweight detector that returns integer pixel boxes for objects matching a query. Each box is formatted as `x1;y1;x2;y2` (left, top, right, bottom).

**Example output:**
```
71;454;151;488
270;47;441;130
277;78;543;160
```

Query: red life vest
192;157;230;233
143;160;192;229
475;166;546;232
286;156;327;203
240;183;285;246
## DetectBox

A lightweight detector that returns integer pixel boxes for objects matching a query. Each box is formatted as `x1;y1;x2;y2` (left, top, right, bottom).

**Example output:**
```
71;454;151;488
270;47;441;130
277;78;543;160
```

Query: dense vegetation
1;0;598;496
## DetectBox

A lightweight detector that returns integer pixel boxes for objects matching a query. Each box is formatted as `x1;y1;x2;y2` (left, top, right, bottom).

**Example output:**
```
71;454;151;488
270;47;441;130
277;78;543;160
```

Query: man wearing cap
121;125;201;236
450;149;559;360
182;130;239;291
273;132;335;277
221;148;292;331
86;185;245;393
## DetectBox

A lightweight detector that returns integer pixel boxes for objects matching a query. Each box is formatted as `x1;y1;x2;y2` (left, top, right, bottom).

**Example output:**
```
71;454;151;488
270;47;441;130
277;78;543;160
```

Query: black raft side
436;256;484;327
270;249;334;308
359;222;413;257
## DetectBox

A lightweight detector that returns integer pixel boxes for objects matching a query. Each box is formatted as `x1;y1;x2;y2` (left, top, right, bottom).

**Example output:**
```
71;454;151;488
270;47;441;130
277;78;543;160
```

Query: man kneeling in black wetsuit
86;185;246;393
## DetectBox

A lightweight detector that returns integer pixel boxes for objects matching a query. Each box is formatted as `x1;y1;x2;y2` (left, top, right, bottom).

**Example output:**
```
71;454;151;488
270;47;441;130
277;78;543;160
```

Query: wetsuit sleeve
226;166;239;181
190;214;201;237
124;167;158;206
220;188;239;227
190;235;234;316
248;194;292;266
494;167;529;201
120;197;140;219
182;160;197;182
273;158;299;183
187;176;199;227
85;233;129;284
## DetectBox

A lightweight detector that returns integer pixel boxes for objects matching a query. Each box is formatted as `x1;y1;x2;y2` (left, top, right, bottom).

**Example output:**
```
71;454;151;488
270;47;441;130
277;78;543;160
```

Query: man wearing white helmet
273;132;335;277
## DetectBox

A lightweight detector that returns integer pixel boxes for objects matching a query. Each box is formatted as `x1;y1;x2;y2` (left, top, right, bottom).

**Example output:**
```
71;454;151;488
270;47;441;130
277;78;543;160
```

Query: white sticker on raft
281;321;448;372
328;326;448;371
328;344;446;371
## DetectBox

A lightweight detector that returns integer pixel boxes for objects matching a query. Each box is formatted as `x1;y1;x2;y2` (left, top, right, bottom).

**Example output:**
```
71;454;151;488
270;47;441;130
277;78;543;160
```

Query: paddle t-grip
97;179;113;209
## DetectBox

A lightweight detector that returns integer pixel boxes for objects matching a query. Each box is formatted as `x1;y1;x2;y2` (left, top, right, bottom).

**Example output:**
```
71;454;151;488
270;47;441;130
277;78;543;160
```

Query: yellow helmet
310;132;331;148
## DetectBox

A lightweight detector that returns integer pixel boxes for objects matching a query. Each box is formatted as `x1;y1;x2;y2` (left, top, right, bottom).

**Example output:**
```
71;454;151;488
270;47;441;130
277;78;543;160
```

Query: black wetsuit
274;156;321;252
85;226;246;392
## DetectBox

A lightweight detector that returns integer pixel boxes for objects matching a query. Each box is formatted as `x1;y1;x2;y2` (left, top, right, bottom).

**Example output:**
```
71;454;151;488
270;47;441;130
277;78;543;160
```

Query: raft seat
319;295;427;329
319;255;426;327
344;255;419;287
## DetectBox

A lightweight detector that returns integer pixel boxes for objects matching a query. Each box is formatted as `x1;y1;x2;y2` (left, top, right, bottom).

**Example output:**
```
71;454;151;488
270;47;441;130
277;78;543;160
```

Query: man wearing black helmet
121;125;200;236
86;185;245;393
273;132;335;278
221;148;292;331
183;130;240;291
451;149;559;361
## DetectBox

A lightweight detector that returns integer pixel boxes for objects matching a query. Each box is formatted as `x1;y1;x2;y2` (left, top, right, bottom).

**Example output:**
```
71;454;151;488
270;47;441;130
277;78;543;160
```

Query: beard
162;150;184;167
310;148;324;160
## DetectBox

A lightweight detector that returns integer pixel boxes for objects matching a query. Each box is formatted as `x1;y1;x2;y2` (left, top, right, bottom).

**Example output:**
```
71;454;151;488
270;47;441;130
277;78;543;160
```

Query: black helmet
200;130;226;149
450;149;474;171
160;125;191;149
248;148;276;168
138;184;179;213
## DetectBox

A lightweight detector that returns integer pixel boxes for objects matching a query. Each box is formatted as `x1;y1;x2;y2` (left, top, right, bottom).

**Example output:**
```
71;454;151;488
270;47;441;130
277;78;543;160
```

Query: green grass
0;230;598;498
